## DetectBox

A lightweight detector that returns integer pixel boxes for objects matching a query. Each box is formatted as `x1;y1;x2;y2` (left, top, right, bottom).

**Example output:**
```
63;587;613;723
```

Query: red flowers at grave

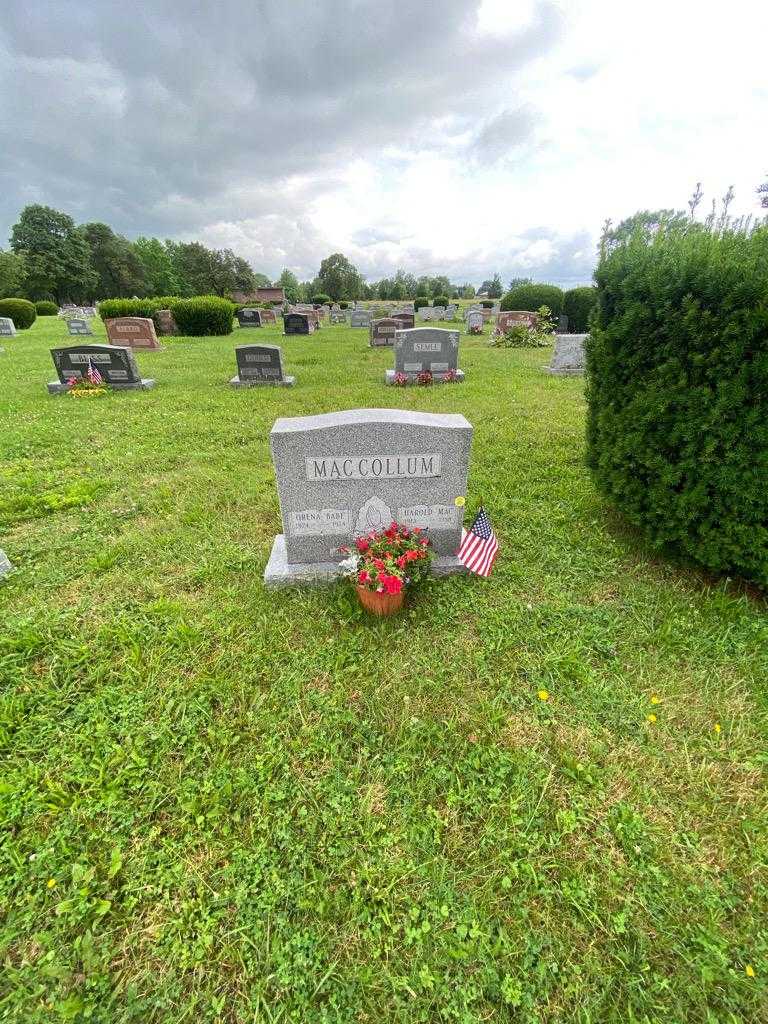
349;521;433;594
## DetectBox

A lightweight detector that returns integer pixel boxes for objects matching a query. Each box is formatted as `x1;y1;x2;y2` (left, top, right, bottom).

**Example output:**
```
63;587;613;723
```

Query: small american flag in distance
457;506;499;577
86;358;103;385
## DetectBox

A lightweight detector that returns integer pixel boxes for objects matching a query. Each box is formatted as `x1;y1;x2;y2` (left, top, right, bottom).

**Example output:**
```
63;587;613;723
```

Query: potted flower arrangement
341;522;432;615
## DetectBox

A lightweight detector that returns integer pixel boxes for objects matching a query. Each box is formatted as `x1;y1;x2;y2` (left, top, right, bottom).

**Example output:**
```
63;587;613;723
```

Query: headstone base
543;366;584;376
264;534;467;588
47;379;156;394
229;375;295;388
385;369;465;385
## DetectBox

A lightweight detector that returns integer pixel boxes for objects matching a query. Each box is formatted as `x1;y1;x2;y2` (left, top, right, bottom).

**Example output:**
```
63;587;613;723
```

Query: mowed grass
0;316;766;1023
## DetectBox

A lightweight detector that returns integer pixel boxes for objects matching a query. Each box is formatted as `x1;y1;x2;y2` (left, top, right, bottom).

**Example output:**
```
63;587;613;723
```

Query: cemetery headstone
230;343;295;387
260;309;277;325
496;310;539;332
350;309;372;328
432;306;446;320
418;306;431;321
155;309;179;336
105;317;160;350
236;308;262;328
445;304;457;320
544;334;587;376
264;408;473;585
466;311;483;332
66;318;93;336
47;344;155;393
0;549;12;578
391;312;415;330
330;310;347;325
369;317;399;347
0;317;17;337
557;313;569;333
387;327;464;384
284;312;314;335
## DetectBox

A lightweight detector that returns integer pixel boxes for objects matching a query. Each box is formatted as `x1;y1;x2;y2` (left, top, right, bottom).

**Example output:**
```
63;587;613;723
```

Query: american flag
86;358;103;385
457;506;499;577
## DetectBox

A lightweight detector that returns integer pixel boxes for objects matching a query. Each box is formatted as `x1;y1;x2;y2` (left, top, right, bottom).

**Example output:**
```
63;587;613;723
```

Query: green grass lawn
1;317;766;1023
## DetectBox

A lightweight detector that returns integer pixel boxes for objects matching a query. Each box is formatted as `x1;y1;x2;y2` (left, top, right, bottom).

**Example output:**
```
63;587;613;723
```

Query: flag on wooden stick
457;506;499;577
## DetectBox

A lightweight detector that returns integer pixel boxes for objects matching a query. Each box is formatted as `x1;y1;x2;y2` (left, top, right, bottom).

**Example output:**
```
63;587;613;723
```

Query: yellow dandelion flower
537;689;549;702
46;878;56;889
650;695;661;705
646;713;657;724
714;723;722;734
745;964;755;978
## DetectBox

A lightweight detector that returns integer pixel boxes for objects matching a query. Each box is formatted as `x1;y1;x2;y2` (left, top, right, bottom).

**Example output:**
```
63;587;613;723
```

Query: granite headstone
48;344;155;393
0;317;16;337
284;313;314;335
369;317;399;347
236;308;262;328
105;317;160;350
264;408;473;585
231;343;295;387
350;309;372;328
66;318;93;336
387;327;464;383
545;334;587;376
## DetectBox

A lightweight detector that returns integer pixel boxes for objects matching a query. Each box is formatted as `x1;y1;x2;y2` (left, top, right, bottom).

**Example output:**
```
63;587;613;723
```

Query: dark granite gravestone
47;344;155;393
264;409;473;585
230;344;295;387
105;316;161;350
387;327;464;383
392;312;415;330
284;313;313;336
236;308;262;328
0;317;16;337
369;317;399;347
66;318;93;336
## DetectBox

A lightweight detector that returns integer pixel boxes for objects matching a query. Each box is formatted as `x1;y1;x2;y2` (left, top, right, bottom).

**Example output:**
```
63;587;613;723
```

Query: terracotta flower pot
356;585;405;616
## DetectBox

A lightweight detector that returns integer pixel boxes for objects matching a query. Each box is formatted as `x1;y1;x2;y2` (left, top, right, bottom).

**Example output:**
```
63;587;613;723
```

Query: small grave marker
369;317;399;347
230;343;295;387
236;308;262;328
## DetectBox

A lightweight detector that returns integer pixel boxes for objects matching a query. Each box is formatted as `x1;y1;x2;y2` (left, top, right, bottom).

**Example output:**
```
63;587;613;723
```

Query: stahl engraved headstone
47;344;155;393
0;317;16;337
350;309;372;328
105;317;161;350
284;313;314;336
236;308;262;328
264;408;473;585
387;327;464;384
544;334;587;376
66;318;93;336
369;317;399;347
230;343;295;387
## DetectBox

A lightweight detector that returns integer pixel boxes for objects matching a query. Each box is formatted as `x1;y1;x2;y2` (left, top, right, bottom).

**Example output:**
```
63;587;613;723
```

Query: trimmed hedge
35;300;59;316
432;294;449;307
564;286;597;332
414;296;429;311
586;217;768;586
501;283;564;316
172;297;235;336
97;296;235;336
0;298;36;329
311;293;331;306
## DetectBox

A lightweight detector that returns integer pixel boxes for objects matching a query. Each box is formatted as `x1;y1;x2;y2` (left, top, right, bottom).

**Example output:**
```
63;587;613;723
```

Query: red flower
358;570;370;584
355;538;369;552
373;558;385;571
382;574;403;595
396;555;407;569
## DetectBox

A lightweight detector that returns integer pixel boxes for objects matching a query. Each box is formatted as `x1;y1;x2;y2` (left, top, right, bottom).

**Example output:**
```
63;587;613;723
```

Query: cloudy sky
1;0;765;287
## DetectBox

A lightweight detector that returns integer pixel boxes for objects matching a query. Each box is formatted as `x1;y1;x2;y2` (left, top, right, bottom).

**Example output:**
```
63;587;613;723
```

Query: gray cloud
0;0;567;280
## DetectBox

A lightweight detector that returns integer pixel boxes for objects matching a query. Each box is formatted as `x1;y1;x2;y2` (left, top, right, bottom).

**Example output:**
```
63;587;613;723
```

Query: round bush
481;300;494;309
564;286;598;333
35;300;59;316
501;284;564;316
311;293;331;306
414;296;429;311
432;294;449;308
339;301;348;309
171;297;235;336
587;217;768;586
0;298;36;329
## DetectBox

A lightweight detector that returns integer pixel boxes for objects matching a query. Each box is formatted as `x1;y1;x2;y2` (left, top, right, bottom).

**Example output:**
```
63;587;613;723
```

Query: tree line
0;204;521;304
